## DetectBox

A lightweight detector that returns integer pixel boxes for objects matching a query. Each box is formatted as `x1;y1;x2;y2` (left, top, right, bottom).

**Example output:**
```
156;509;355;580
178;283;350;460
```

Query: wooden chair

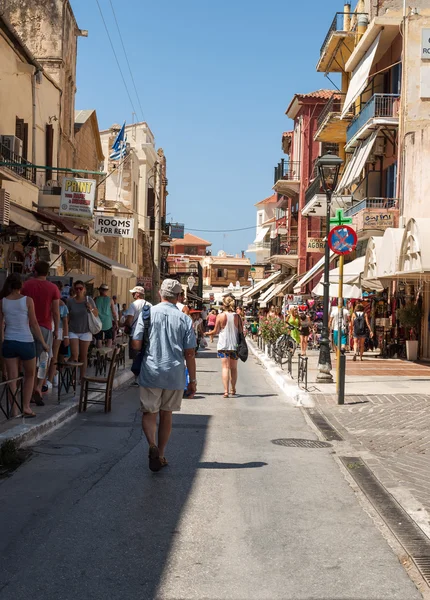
78;346;119;413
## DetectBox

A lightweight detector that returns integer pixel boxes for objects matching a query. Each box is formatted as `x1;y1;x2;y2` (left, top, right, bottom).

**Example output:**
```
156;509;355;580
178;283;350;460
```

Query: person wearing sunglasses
67;281;98;381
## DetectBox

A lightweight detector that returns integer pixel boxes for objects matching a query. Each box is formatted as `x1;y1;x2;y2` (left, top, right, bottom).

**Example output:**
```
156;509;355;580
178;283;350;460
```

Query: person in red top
22;261;60;404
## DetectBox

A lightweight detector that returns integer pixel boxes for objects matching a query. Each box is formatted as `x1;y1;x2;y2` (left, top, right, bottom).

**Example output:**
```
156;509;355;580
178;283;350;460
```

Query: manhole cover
32;443;99;456
271;438;332;448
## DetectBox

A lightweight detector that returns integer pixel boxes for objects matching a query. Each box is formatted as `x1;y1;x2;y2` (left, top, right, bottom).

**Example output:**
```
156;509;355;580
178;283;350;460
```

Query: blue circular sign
328;225;357;255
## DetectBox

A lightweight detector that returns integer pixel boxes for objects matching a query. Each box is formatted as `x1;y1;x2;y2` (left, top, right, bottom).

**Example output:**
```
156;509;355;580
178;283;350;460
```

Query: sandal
223;392;229;398
159;457;168;468
31;391;45;406
22;411;37;418
231;388;236;395
148;445;162;472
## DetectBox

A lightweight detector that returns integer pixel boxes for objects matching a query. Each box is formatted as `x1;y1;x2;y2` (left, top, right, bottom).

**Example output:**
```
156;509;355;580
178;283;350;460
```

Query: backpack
131;305;151;376
354;312;366;337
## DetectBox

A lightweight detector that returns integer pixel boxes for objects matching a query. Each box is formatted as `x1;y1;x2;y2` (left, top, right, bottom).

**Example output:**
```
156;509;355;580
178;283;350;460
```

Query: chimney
241;250;245;258
343;3;351;31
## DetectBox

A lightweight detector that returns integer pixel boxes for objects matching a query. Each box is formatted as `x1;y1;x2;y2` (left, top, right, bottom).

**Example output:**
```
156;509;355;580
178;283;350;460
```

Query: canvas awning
293;252;336;293
341;32;381;118
35;230;135;278
10;204;44;232
253;226;270;244
396;218;430;277
259;275;296;306
312;281;363;299
240;271;282;300
258;283;278;306
336;131;378;193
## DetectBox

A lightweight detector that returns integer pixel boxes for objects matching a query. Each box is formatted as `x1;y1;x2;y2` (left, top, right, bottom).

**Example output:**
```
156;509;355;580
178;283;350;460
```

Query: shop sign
306;237;325;253
138;276;152;291
169;223;185;239
59;178;96;219
94;216;134;238
187;275;196;290
362;211;394;230
422;29;430;59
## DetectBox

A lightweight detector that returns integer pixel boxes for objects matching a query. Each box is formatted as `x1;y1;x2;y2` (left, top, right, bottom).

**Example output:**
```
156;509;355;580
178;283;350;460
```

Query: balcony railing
317;93;352;129
320;12;368;57
0;143;36;183
305;175;324;205
344;197;399;217
347;94;400;142
271;236;299;256
274;160;300;185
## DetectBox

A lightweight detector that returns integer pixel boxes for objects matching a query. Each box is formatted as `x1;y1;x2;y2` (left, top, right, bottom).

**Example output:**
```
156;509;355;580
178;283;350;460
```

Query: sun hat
129;285;145;294
99;283;109;290
160;279;182;295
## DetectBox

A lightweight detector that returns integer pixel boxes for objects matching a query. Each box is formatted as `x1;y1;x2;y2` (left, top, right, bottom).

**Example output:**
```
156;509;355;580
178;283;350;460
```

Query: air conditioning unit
0;189;10;226
1;135;22;156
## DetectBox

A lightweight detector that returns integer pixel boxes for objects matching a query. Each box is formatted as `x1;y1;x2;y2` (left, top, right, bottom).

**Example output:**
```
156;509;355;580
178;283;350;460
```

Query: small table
56;361;83;403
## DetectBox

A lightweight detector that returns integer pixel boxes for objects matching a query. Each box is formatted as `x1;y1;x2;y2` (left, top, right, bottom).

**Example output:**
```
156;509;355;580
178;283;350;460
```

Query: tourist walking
46;282;69;388
67;281;98;381
287;307;301;346
206;296;240;398
329;303;350;352
299;312;312;356
94;284;117;348
0;273;49;417
201;305;208;330
22;261;60;405
132;279;196;472
124;285;152;386
190;310;204;353
207;309;217;342
352;303;373;361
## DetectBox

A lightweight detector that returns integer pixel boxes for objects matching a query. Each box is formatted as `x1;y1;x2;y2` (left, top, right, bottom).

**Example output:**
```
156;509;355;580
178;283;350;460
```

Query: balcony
314;93;355;143
246;241;271;253
0;143;39;210
346;94;400;148
273;160;300;197
344;197;399;237
317;12;368;73
303;173;352;217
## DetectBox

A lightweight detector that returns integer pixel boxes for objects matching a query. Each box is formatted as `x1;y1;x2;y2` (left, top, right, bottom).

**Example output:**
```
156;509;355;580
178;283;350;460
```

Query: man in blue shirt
132;279;197;472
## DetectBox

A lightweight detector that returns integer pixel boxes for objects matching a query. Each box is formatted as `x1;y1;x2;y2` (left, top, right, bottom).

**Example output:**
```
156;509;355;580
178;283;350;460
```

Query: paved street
0;342;421;600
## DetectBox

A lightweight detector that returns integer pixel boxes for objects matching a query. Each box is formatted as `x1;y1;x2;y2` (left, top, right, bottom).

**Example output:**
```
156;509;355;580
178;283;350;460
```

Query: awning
36;230;135;278
397;218;430;277
275;197;288;209
312;281;363;299
37;209;86;237
341;32;381;118
293;252;336;293
10;204;43;232
240;271;282;300
258;283;277;305
253;226;270;244
336;131;378;193
260;275;296;305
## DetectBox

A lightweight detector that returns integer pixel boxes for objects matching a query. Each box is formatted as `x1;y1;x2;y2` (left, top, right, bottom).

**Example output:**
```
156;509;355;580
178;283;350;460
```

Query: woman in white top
0;273;49;417
206;296;240;398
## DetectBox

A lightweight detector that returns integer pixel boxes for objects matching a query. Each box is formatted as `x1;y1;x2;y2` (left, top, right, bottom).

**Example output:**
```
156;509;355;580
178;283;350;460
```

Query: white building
246;194;277;263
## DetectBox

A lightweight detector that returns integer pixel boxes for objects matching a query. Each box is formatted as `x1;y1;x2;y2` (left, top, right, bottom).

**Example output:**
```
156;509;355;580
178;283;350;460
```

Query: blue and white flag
109;121;127;160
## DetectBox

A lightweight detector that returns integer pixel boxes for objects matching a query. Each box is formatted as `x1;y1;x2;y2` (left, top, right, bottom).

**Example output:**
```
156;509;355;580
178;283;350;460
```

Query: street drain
271;438;332;448
32;443;99;456
306;409;344;441
341;457;430;586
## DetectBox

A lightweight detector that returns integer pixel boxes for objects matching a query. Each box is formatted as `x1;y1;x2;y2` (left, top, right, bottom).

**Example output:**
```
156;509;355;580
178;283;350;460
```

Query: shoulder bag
237;316;248;363
87;297;102;335
131;304;151;376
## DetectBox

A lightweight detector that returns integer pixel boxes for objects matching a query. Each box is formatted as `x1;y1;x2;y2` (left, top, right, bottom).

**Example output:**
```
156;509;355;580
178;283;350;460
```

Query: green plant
398;303;422;340
259;316;290;345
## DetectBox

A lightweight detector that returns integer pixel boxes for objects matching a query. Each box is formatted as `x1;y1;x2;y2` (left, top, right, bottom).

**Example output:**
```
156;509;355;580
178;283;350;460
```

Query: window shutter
45;124;54;183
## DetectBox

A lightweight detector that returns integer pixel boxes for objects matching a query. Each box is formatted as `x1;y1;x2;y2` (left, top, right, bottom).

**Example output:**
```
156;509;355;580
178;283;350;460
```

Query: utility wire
185;226;256;232
108;0;145;121
94;0;138;118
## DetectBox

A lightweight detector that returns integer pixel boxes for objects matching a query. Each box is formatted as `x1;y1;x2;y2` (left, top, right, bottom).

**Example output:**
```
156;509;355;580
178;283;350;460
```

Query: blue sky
72;0;341;256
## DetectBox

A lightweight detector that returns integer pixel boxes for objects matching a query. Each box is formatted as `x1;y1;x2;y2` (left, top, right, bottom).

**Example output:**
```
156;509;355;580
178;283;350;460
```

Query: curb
247;339;314;407
0;367;134;448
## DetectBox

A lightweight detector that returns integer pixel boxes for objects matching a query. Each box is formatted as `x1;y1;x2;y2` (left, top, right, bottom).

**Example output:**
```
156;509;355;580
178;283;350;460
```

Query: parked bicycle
272;324;298;367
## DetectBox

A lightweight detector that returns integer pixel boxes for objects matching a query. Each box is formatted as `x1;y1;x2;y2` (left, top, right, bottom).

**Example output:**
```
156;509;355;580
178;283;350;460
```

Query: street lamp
316;152;343;384
160;241;171;277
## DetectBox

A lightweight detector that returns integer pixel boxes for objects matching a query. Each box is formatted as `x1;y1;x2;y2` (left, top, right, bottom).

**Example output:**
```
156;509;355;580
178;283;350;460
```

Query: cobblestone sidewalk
313;392;430;533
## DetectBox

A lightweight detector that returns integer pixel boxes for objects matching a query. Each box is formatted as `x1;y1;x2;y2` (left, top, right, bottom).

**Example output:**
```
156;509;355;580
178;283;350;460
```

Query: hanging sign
187;275;196;290
170;223;185;239
94;215;134;238
306;237;325;253
328;225;357;255
422;29;430;59
59;178;96;219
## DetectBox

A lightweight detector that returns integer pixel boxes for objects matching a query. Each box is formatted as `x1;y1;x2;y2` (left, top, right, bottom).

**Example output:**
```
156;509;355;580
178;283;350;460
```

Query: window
258;213;263;226
217;268;223;278
386;163;397;199
184;246;198;255
15;117;28;159
238;269;245;278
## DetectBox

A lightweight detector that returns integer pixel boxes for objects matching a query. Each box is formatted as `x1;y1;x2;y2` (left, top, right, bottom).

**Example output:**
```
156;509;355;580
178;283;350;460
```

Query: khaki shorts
139;387;183;414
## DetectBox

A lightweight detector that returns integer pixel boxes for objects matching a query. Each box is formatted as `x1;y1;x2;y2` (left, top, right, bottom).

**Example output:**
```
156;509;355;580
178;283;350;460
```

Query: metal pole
338;351;346;405
316;189;333;383
153;161;161;300
336;254;344;393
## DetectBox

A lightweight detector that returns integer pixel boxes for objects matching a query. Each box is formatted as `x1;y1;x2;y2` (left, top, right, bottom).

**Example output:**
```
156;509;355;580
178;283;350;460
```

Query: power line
94;0;138;118
185;226;256;232
108;0;145;121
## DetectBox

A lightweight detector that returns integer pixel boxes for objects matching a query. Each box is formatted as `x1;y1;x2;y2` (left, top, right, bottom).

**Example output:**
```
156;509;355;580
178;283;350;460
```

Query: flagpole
116;139;125;204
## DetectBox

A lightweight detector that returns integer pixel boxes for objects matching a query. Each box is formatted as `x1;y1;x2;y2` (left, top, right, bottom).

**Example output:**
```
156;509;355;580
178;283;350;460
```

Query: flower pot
406;340;418;361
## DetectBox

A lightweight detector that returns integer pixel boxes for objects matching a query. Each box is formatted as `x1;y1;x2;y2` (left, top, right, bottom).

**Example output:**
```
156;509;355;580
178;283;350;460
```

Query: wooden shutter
22;123;28;160
45;124;54;183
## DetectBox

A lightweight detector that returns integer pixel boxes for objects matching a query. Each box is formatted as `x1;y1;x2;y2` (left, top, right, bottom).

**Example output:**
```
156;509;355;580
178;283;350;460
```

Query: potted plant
259;316;289;357
398;303;422;361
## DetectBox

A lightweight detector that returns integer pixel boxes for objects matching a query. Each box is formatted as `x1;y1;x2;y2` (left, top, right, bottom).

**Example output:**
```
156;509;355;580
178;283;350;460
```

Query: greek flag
109;121;127;160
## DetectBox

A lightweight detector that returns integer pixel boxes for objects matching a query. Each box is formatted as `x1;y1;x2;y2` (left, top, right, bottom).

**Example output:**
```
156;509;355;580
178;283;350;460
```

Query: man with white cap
132;278;197;472
125;285;152;387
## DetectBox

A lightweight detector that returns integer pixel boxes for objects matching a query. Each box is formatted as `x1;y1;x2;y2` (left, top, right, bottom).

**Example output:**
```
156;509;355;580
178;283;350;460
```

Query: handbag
131;305;151;376
237;317;248;362
87;297;102;335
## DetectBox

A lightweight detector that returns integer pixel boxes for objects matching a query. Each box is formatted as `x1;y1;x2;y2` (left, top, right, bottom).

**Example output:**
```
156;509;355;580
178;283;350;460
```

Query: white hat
129;285;145;294
160;279;182;295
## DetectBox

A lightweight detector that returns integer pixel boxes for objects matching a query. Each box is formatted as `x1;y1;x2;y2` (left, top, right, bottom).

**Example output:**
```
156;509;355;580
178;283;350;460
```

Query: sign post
328;210;356;405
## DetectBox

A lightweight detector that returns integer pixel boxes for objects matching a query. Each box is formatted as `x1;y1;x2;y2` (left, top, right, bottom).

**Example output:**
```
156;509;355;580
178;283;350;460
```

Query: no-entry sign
94;216;134;238
328;225;357;255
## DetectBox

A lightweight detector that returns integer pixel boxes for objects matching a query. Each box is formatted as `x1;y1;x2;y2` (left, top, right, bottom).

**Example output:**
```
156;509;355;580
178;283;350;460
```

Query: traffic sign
328;225;357;255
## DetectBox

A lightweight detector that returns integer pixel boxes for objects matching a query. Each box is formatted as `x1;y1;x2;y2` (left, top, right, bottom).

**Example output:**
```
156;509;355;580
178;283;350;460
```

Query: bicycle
272;325;298;367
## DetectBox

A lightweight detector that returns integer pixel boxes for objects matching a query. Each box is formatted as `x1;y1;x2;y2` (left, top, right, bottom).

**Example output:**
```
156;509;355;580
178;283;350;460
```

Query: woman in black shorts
299;312;312;356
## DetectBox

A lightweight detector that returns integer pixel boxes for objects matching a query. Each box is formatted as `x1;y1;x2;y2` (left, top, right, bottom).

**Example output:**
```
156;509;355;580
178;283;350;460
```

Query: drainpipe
31;68;38;164
153;161;161;295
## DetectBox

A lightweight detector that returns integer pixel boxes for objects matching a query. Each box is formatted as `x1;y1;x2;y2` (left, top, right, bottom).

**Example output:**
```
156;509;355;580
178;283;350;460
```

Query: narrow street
0;343;421;600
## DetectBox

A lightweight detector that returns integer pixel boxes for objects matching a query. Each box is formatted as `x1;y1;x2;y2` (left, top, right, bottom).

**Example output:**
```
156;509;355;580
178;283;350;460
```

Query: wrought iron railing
305;175;324;205
317;93;352;129
0;143;36;183
347;94;400;142
271;236;299;256
344;197;399;217
0;377;23;420
298;355;308;390
274;160;301;184
320;12;368;56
